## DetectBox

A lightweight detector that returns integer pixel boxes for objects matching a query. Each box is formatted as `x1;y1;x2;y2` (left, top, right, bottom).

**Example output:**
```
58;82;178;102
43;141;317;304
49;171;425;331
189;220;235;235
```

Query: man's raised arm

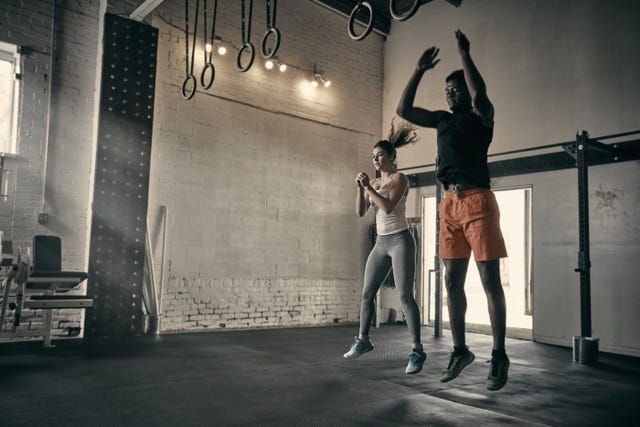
396;47;448;128
455;29;494;124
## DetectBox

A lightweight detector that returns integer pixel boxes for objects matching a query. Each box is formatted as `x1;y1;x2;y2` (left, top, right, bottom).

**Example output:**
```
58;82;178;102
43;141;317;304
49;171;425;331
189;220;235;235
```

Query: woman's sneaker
405;349;427;374
343;337;374;359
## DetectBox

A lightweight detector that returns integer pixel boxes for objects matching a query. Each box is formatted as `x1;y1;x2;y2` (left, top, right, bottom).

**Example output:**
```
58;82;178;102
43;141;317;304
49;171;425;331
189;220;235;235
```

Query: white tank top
373;174;409;236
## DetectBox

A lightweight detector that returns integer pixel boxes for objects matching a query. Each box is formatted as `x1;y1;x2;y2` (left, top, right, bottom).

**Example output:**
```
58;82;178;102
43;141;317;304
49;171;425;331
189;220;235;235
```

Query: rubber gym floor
0;324;637;426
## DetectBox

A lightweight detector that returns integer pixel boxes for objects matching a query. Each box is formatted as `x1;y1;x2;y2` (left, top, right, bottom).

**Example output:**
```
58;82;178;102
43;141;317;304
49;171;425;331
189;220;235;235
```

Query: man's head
445;70;471;112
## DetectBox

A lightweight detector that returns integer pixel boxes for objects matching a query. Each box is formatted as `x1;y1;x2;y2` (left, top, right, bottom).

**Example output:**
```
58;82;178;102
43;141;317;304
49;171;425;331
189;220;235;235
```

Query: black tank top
436;111;493;188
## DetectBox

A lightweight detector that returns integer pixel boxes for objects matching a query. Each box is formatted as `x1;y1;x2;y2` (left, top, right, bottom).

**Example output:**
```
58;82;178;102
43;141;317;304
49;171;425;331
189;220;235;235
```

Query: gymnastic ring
181;74;196;100
237;42;255;72
200;62;216;90
389;0;430;22
260;27;281;59
348;1;374;41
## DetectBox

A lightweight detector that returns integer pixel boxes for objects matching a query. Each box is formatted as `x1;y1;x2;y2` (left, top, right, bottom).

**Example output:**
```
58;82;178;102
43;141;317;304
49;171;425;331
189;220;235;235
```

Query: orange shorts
438;188;508;261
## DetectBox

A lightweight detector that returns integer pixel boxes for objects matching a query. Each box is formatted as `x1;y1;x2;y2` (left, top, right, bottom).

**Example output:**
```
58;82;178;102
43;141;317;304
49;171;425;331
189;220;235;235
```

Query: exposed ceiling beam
130;0;165;22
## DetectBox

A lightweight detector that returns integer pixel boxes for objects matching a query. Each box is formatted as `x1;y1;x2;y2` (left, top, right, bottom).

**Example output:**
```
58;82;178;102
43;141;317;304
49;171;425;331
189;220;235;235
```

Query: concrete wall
383;0;640;356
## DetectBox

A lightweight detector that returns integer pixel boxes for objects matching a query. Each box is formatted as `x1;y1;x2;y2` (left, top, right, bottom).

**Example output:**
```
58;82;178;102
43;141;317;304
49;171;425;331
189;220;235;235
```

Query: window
0;41;20;154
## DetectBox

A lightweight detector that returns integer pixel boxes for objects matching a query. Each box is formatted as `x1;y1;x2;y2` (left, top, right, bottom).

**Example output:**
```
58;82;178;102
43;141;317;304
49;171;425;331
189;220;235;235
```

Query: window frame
0;41;21;155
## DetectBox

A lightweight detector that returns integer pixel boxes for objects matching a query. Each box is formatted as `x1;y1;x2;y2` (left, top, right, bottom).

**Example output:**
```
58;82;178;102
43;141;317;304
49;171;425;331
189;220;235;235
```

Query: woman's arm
355;175;370;217
363;173;409;214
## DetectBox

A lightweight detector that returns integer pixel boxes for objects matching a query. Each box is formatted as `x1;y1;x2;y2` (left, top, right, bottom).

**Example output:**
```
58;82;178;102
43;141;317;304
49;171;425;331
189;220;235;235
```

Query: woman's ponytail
388;117;419;149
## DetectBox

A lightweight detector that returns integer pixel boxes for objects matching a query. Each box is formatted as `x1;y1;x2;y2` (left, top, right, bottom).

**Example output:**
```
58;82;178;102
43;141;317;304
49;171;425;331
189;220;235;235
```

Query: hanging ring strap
237;0;255;72
389;0;432;22
181;74;196;100
348;1;375;41
182;0;199;100
260;0;281;59
200;0;217;90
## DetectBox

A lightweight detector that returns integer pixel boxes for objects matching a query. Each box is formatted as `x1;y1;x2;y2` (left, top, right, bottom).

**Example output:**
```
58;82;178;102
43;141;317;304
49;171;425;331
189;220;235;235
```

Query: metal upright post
434;157;443;338
576;131;592;338
573;130;599;364
411;220;422;322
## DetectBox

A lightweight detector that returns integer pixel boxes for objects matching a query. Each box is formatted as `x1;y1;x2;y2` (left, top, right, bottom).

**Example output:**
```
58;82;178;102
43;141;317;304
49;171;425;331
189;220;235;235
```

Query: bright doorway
421;187;532;338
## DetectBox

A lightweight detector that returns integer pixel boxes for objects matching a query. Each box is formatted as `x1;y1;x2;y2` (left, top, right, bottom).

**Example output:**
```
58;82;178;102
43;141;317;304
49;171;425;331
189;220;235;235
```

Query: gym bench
0;235;92;347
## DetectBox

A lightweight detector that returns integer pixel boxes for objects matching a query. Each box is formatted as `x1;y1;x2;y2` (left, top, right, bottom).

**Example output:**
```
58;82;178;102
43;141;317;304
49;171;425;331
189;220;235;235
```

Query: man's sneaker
405;349;427;374
343;337;374;359
440;347;475;382
486;353;510;391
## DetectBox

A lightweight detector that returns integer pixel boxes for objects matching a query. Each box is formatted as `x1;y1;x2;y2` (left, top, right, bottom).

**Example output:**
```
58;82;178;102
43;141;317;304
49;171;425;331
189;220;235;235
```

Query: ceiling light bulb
278;63;287;72
311;79;318;88
217;45;227;55
205;43;212;53
265;60;274;70
323;79;331;88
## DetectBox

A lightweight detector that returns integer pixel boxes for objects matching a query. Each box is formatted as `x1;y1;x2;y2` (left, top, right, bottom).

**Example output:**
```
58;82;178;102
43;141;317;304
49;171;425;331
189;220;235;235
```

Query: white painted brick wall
1;0;384;338
0;0;101;251
145;0;383;332
0;0;101;340
161;276;359;331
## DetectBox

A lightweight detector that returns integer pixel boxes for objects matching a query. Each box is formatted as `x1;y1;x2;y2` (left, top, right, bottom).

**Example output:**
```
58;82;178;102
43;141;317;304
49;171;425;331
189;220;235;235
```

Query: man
396;29;509;391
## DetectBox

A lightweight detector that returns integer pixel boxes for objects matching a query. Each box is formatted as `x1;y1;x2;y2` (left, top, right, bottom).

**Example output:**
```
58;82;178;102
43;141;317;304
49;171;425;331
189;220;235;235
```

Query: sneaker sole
486;379;508;391
439;353;475;382
343;346;373;359
405;364;424;375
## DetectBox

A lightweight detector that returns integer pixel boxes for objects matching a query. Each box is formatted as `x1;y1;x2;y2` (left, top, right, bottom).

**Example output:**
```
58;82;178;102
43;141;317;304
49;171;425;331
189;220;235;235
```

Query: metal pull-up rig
399;129;640;364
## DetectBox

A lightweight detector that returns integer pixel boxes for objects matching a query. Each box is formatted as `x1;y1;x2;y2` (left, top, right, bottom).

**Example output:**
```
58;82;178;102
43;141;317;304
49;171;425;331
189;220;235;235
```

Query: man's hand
455;29;470;55
417;46;441;72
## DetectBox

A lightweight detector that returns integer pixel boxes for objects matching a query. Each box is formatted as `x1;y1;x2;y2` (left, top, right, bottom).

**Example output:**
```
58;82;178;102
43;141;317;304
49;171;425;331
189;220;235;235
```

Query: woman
343;119;425;375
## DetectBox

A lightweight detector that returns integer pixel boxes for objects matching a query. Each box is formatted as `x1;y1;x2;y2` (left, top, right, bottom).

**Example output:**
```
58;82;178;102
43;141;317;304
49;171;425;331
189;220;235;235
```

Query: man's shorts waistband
444;183;477;193
443;184;491;200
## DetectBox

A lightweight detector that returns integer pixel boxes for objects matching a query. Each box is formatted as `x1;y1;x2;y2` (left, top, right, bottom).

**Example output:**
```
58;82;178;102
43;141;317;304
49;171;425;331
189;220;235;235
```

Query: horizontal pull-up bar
399;129;640;175
592;129;640;141
398;141;569;172
401;130;640;188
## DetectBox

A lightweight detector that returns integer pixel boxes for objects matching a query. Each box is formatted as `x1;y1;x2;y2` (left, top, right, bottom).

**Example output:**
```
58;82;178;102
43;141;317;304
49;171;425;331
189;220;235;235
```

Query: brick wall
162;277;359;331
44;0;102;268
2;0;386;338
0;0;55;247
141;0;384;332
0;0;102;340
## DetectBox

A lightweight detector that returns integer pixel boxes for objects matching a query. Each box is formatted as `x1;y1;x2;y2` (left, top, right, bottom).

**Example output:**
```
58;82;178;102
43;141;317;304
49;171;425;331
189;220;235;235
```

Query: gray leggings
359;229;421;344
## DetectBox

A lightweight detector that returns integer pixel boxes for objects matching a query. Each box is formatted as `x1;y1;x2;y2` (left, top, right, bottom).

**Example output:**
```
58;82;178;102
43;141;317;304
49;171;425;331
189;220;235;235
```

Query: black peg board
85;13;158;338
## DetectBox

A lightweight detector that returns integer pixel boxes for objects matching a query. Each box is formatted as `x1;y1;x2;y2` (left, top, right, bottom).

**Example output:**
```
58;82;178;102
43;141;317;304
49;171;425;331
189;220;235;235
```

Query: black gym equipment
389;0;432;22
0;236;92;347
237;0;256;72
348;2;375;41
399;130;640;360
347;0;462;41
260;0;281;59
200;0;219;90
181;0;199;99
86;13;157;338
